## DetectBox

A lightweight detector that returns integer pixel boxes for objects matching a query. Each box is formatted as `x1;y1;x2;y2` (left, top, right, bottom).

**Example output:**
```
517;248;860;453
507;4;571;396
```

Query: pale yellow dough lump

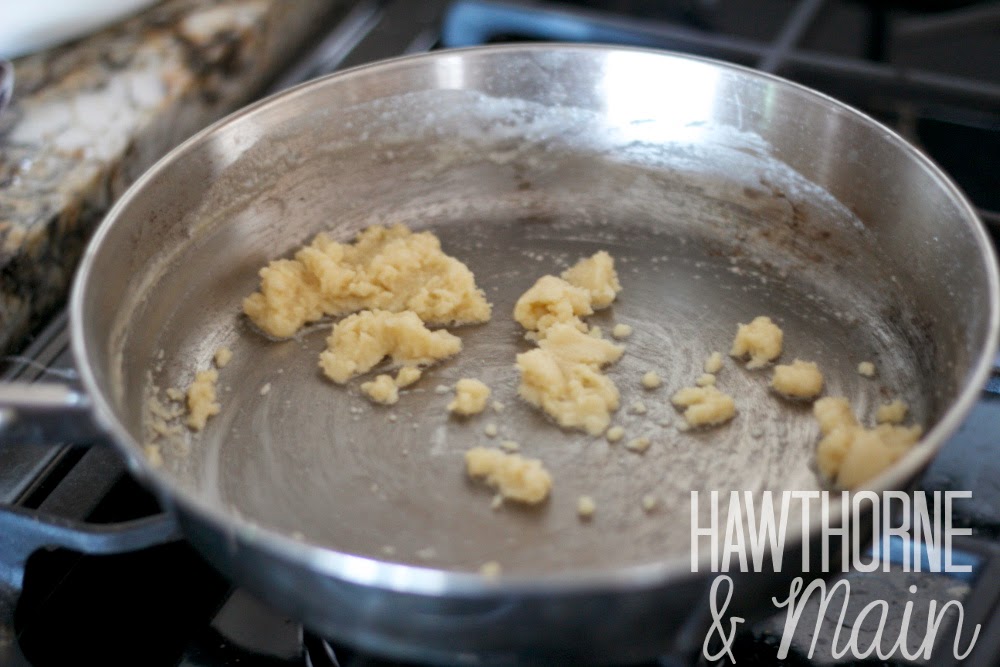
695;373;716;387
213;347;233;368
359;366;422;406
320;310;461;383
361;374;399;405
704;351;724;374
243;224;491;338
465;447;552;504
671;385;736;428
641;371;662;389
395;366;422;388
186;369;220;431
516;323;624;435
513;253;624;436
771;359;824;400
876;399;908;425
449;379;491;416
814;397;922;488
513;275;593;333
857;361;876;377
513;251;622;333
560;250;622;309
611;323;633;340
537;322;624;367
730;316;783;369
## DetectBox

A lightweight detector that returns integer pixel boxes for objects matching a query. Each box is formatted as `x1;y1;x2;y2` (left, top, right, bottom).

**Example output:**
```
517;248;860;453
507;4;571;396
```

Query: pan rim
70;42;1000;596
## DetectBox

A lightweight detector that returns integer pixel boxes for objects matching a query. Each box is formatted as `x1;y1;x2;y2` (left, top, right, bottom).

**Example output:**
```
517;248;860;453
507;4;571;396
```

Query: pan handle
0;383;107;446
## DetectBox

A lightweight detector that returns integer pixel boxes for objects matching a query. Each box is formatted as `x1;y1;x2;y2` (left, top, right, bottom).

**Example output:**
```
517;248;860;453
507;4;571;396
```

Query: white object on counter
0;0;161;59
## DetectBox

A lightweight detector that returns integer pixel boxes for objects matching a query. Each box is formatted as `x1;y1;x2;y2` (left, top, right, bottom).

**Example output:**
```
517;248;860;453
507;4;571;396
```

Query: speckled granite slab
0;0;337;354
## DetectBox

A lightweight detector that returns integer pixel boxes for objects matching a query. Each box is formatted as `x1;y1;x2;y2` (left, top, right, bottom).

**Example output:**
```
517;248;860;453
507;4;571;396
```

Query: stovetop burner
2;1;998;665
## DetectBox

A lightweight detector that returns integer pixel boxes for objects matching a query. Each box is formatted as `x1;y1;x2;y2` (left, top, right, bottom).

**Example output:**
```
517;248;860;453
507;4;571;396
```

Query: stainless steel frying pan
2;45;997;664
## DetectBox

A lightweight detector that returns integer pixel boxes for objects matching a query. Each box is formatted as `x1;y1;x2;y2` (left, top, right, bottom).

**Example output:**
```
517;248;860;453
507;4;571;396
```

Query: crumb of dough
641;494;658;512
513;275;593;333
319;310;461;383
213;347;233;368
589;326;603;339
144;444;163;468
772;359;824;400
435;384;452;395
145;386;184;442
730;316;783;369
465;447;552;504
537;322;624;367
814;395;858;434
361;374;399;405
149;416;184;438
517;347;619;435
480;561;502;578
577;495;596;519
626;436;651;453
858;361;876;377
381;545;396;556
606;425;625;443
704;351;724;374
611;323;633;339
259;382;272;396
395;365;422;388
630;400;647;415
484;422;498;437
676;419;691;432
814;397;922;488
492;401;505;413
500;440;520;452
516;323;624;436
671;385;736;427
186;369;220;431
416;547;436;560
561;250;622;309
448;378;491;415
641;371;662;389
243;224;491;338
876;399;909;425
165;387;185;402
490;493;504;510
695;373;716;387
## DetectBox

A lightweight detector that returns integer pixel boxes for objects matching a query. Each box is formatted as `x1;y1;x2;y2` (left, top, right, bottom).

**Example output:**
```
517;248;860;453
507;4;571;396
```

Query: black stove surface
2;1;999;665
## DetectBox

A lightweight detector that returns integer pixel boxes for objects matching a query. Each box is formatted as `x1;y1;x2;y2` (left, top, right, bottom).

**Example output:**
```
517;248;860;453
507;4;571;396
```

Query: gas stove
2;1;999;665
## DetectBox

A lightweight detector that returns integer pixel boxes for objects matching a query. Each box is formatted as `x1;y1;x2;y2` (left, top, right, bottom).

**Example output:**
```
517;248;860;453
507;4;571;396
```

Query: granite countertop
0;0;338;355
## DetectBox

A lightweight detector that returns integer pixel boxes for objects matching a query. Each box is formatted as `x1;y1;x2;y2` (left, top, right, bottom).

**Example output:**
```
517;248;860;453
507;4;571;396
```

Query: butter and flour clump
465;447;552;505
320;309;462;384
513;252;625;436
243;224;491;338
814;396;922;488
242;224;492;403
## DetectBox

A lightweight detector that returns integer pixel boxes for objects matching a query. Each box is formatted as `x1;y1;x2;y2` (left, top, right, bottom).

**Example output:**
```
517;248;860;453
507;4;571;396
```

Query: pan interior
115;85;935;575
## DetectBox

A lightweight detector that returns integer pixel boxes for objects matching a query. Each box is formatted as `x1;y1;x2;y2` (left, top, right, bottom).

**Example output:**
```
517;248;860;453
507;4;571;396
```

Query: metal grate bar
441;0;1000;110
895;2;1000;42
758;0;827;74
0;312;75;505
